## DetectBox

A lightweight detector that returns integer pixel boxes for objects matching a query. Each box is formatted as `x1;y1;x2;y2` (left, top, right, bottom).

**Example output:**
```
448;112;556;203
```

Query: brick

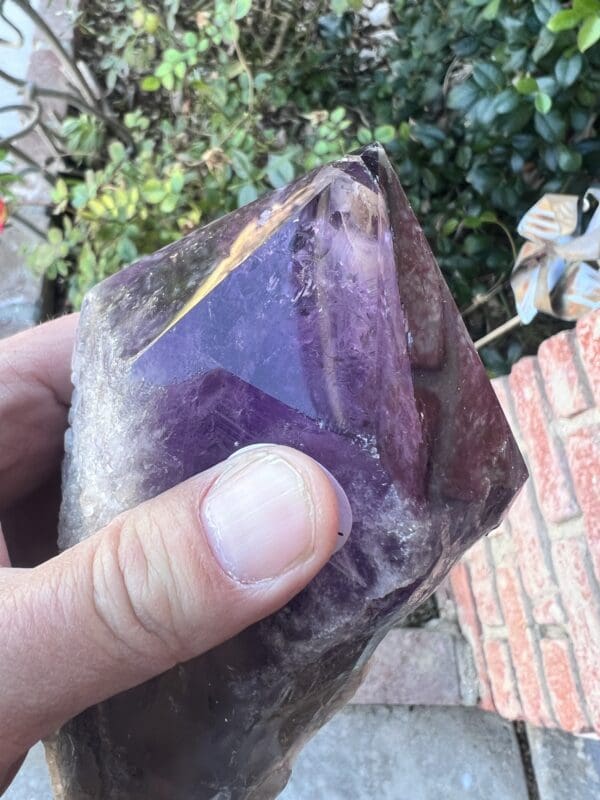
538;331;591;418
509;357;579;523
540;638;589;733
465;539;504;628
492;376;520;438
483;638;522;721
566;427;600;582
449;563;495;712
508;483;564;626
496;565;554;727
552;538;600;731
576;310;600;405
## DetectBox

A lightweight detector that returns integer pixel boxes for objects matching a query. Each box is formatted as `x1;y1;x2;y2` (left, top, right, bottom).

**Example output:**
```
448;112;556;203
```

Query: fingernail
227;444;353;553
201;452;317;583
319;465;353;552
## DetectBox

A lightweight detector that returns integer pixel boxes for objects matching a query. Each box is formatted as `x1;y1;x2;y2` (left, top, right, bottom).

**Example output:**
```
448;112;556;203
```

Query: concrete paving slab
3;744;52;800
7;708;528;800
351;628;464;706
527;725;600;800
280;705;529;800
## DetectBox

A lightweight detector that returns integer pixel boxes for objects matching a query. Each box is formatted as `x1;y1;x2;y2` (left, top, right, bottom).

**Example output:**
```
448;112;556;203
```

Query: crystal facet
47;145;527;799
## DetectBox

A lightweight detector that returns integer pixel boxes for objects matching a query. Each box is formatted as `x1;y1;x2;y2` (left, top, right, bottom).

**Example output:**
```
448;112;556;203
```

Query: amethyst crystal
47;144;526;798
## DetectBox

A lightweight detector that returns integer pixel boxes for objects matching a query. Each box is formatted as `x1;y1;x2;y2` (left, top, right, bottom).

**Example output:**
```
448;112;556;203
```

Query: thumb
0;445;351;766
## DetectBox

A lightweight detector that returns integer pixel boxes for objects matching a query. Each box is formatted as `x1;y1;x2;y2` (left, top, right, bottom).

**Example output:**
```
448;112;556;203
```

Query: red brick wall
448;309;600;735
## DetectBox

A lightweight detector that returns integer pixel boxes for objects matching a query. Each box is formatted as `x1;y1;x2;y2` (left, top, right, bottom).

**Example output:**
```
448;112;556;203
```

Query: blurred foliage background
4;0;600;372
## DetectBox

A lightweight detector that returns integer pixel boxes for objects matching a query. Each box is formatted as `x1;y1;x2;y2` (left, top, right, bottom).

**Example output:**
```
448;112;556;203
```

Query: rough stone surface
280;705;529;800
527;726;600;800
48;145;526;799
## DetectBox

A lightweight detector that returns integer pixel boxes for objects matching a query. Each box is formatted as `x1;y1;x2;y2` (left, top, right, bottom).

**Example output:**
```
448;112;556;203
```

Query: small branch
234;39;254;111
474;315;522;350
461;279;509;317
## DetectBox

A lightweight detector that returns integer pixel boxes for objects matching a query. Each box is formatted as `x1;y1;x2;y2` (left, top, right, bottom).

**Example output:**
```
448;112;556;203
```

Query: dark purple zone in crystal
49;144;527;799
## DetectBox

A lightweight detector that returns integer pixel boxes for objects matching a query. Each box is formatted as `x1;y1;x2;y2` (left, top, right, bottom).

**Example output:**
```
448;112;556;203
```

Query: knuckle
91;508;195;666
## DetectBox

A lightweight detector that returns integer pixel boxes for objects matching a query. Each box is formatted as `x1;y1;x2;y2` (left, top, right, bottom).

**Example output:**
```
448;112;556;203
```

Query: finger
0;445;351;768
0;314;78;510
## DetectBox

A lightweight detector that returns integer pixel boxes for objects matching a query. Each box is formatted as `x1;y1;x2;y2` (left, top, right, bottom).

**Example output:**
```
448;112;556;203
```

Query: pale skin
0;316;341;794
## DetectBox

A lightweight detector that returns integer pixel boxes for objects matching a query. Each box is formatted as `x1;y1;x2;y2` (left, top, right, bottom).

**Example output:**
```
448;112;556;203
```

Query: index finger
0;314;78;510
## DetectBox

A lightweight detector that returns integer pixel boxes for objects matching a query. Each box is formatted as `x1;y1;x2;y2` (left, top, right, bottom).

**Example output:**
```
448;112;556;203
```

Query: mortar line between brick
464;561;494;708
530;360;582;522
518;480;569;624
554;407;600;439
497;374;523;441
550;541;600;729
486;635;525;722
482;536;506;626
481;624;510;640
571;327;597;406
562;635;593;730
547;516;587;541
515;563;559;728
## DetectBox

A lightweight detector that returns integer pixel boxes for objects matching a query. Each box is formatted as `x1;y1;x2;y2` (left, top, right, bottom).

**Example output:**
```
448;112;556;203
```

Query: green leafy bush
16;0;600;368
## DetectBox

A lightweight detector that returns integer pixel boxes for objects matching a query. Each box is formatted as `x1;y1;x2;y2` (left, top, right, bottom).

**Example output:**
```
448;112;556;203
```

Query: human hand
0;316;349;793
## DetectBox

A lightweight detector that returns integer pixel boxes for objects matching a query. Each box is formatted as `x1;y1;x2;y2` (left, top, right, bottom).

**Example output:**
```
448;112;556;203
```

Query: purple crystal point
48;144;527;798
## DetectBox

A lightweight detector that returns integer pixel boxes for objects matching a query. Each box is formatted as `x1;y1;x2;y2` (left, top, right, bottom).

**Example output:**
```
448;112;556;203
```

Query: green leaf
221;20;239;43
482;0;501;20
472;62;504;92
108;140;125;163
547;9;582;32
535;92;553;113
141;75;161;91
160;194;178;213
116;237;138;263
162;72;175;91
374;124;396;143
230;149;253;180
266;155;294;188
183;31;198;47
164;48;182;63
442;218;459;236
142;179;167;204
155;62;172;78
555;53;583;87
533;26;556;62
174;61;187;80
574;0;600;14
447;81;480;110
534;109;566;142
357;126;373;144
234;0;252;20
578;15;600;51
314;139;330;155
170;170;185;193
48;227;63;245
514;75;538;94
330;106;346;124
557;144;583;171
51;178;68;205
237;183;258;206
